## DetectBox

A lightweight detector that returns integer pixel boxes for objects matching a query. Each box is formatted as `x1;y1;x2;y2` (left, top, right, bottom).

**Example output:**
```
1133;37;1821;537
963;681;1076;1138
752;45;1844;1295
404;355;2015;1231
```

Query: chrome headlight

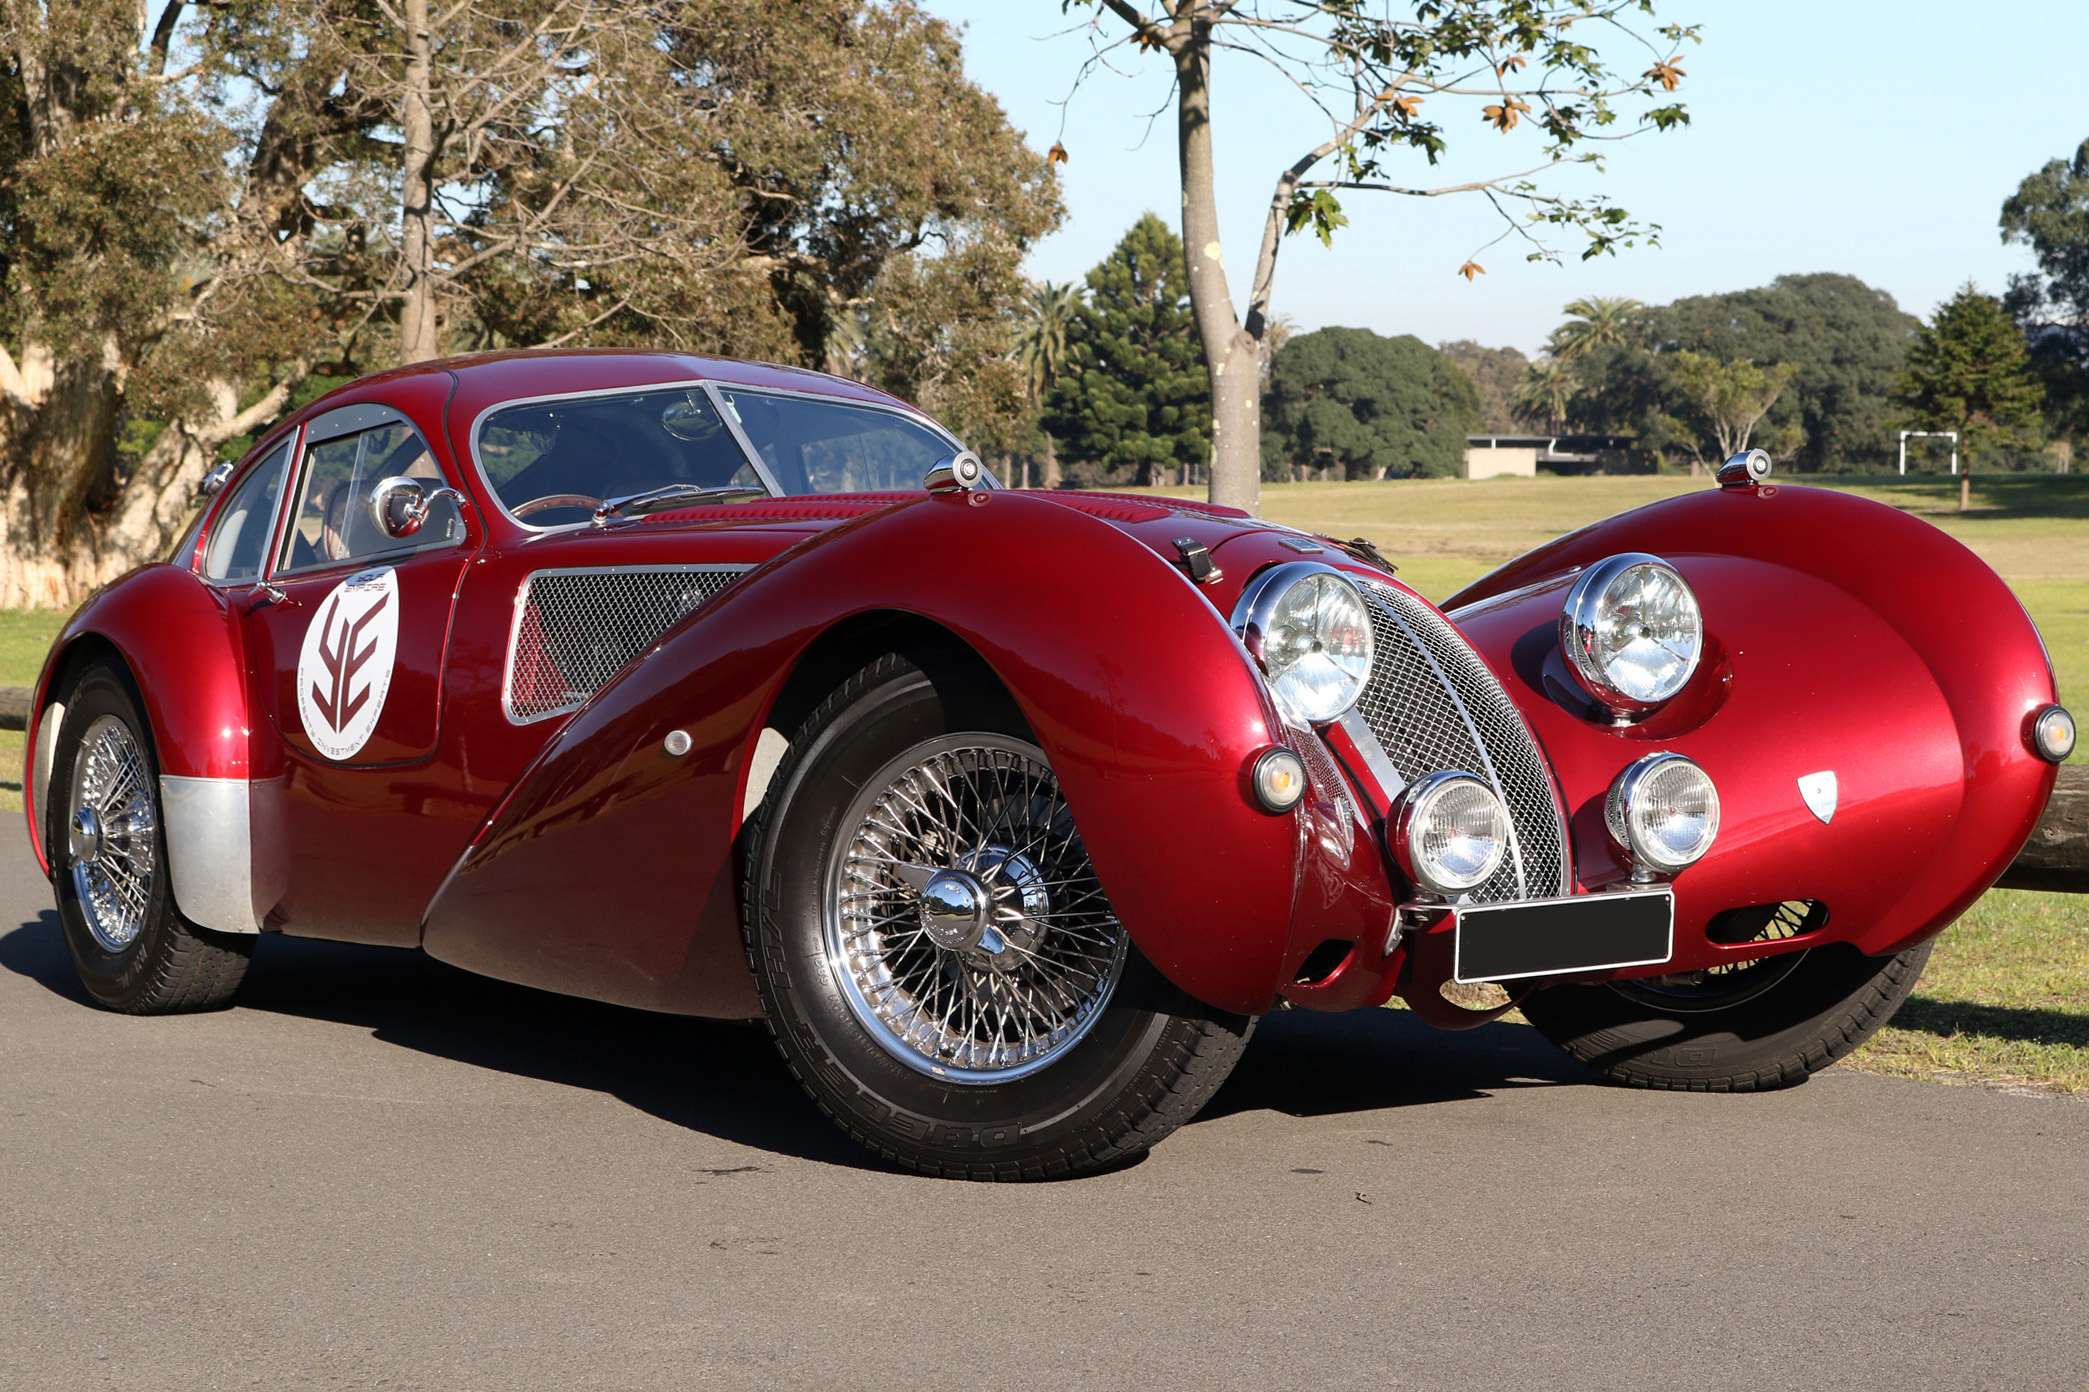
1232;562;1375;724
1560;553;1703;718
1391;771;1510;897
1606;752;1720;877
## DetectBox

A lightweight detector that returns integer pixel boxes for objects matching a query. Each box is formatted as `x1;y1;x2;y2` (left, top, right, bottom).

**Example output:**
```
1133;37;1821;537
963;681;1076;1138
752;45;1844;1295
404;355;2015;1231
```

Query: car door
239;397;483;943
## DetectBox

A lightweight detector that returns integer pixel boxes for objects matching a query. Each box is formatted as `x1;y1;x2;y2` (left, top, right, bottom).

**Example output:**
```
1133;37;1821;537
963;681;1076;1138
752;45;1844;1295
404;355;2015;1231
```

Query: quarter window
201;440;292;583
279;421;462;573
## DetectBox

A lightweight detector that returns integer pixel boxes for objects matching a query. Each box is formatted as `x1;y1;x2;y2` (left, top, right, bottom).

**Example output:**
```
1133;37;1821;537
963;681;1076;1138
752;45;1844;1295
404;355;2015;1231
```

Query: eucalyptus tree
1058;0;1695;514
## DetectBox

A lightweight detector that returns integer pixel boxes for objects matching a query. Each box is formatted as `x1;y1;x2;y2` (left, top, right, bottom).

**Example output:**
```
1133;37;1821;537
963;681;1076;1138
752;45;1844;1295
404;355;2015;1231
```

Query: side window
201;441;293;583
278;421;462;573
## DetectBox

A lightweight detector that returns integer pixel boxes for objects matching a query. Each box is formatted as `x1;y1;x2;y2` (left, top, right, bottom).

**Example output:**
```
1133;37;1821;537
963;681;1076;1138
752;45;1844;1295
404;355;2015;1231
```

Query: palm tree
1014;281;1082;487
1511;358;1576;433
1544;296;1644;361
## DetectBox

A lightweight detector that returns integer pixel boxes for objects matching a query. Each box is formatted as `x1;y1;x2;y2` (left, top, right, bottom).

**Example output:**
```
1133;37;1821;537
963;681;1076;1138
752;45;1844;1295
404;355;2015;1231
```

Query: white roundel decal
296;566;399;761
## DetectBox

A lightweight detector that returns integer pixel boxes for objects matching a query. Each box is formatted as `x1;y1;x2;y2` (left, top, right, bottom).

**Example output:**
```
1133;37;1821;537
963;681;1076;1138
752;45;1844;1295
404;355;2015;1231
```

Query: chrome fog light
1606;752;1720;879
1560;553;1704;720
1232;562;1375;723
1251;747;1308;813
1391;771;1510;898
2032;705;2076;763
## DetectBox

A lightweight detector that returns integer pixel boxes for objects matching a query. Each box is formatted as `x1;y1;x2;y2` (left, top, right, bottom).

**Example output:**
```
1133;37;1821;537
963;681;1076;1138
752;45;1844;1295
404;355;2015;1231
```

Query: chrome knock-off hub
69;806;104;864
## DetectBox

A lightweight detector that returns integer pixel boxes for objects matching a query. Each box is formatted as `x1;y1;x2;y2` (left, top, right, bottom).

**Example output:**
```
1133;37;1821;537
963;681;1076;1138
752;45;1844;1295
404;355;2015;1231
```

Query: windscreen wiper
592;484;768;526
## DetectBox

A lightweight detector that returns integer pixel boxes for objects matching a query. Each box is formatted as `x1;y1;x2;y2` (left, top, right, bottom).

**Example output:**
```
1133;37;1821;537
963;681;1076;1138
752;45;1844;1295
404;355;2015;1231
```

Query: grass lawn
4;474;2084;1095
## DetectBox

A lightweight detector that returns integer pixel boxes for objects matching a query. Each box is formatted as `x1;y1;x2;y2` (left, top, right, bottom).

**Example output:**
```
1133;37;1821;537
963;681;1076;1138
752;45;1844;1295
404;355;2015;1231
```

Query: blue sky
919;1;2089;354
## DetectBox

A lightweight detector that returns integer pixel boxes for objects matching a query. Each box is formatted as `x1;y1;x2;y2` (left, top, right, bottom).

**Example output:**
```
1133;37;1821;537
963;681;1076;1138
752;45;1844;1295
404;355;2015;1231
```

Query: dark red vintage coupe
26;351;2072;1179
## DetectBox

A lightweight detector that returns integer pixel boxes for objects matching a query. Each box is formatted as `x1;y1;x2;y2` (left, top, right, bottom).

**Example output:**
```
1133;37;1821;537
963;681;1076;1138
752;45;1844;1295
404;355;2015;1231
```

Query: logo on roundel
296;566;399;761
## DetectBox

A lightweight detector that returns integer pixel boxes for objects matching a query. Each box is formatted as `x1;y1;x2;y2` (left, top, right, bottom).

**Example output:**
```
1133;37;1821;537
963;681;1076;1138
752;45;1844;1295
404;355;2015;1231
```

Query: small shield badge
1798;770;1837;824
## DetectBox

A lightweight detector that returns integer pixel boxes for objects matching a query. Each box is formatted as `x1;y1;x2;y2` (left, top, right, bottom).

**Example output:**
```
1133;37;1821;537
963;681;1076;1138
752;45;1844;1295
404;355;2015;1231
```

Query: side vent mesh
506;566;748;723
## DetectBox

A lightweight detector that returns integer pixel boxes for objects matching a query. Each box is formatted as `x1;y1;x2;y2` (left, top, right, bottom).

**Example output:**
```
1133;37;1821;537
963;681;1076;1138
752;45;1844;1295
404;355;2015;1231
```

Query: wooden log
0;679;2080;891
1994;763;2089;894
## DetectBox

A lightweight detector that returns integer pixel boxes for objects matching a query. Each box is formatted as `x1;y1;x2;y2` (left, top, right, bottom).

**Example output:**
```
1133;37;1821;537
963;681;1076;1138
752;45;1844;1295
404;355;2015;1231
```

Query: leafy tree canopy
1262;327;1478;480
1896;284;2045;464
1439;340;1528;434
1041;214;1211;487
2001;136;2089;445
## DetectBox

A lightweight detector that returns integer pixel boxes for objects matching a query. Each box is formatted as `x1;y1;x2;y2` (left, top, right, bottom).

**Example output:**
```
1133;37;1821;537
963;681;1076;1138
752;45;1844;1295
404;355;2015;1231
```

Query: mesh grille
505;566;748;723
1352;579;1570;902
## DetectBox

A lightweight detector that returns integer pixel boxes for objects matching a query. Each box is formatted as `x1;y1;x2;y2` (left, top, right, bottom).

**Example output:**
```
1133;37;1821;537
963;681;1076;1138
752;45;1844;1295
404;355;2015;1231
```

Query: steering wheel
511;492;603;520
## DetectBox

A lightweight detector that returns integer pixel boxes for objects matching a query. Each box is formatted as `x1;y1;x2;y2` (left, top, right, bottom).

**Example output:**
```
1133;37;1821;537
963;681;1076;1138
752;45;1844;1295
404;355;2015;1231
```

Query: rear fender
423;491;1306;1016
27;567;271;932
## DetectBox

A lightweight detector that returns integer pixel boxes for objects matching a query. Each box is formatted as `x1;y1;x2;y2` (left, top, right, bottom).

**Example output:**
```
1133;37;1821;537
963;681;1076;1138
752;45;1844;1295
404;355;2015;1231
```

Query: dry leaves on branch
1482;98;1530;132
1644;60;1685;91
1458;261;1485;280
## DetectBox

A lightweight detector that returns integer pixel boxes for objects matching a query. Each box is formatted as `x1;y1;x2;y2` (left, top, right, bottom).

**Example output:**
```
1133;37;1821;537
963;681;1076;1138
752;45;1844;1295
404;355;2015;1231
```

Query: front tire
1520;941;1931;1092
47;661;254;1014
741;654;1251;1180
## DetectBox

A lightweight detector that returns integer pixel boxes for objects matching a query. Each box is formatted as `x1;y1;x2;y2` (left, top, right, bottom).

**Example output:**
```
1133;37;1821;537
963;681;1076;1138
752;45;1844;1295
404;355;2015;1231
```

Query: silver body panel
158;775;261;934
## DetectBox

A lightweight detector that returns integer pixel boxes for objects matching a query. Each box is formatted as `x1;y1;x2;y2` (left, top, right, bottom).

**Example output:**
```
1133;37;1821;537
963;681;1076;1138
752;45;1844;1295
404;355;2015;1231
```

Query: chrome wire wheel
65;713;159;953
822;733;1129;1083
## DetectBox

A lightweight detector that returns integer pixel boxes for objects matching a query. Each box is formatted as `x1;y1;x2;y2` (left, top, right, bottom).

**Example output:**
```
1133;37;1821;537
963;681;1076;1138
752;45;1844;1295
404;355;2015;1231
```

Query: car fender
26;566;274;933
1447;483;2057;964
422;490;1305;1017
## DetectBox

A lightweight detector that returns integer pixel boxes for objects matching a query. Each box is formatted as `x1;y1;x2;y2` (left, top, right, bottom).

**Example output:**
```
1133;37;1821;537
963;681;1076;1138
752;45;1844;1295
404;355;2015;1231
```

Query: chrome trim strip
1334;709;1406;803
159;775;259;933
701;381;788;497
1365;587;1532;900
500;563;754;725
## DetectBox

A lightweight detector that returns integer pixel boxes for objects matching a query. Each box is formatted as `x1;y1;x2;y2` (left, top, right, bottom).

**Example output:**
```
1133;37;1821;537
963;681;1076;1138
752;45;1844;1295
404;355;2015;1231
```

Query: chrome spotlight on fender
1390;771;1510;899
1718;449;1773;489
1606;752;1720;882
1560;553;1704;722
924;450;985;493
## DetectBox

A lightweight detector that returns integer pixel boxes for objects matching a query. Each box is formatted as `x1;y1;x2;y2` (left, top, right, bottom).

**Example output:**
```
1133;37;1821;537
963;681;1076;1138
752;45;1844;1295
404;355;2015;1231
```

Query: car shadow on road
4;914;1599;1168
1198;1006;1597;1123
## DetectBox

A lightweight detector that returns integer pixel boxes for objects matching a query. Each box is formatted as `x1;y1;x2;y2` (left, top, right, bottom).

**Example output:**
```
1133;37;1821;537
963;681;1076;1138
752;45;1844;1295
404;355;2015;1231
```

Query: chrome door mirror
371;475;465;539
197;461;235;500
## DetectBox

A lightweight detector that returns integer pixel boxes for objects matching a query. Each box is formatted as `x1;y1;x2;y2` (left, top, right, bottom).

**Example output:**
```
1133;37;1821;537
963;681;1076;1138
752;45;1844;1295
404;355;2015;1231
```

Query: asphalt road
4;820;2087;1392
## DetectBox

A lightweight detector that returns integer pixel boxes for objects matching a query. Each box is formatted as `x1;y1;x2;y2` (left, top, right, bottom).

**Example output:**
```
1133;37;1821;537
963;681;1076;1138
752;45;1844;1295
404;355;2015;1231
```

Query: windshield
476;384;959;527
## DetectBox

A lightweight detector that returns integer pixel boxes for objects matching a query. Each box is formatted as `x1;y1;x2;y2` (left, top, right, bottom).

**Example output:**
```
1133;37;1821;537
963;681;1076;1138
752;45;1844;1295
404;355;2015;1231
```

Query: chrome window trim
467;379;966;535
500;563;754;725
271;410;461;578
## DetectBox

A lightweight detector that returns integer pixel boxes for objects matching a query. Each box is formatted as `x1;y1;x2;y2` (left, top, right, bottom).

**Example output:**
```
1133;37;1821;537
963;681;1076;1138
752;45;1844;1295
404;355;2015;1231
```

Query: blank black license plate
1453;889;1674;984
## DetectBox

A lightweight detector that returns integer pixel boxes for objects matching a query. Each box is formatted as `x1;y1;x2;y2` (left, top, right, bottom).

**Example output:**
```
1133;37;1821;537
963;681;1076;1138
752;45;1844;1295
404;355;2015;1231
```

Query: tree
1042;214;1211;488
1060;0;1694;514
2001;137;2089;447
1016;281;1082;486
1511;358;1575;433
1896;285;2045;485
0;0;1057;606
1262;327;1477;479
1545;296;1643;361
1439;340;1527;433
1664;351;1795;471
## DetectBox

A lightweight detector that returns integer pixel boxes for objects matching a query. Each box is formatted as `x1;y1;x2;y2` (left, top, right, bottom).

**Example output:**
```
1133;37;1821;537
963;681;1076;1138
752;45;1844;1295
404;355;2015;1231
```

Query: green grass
0;608;67;815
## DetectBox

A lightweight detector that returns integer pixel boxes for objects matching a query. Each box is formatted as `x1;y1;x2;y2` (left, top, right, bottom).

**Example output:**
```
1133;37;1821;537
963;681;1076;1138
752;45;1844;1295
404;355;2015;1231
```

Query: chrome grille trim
503;564;750;724
1349;579;1571;903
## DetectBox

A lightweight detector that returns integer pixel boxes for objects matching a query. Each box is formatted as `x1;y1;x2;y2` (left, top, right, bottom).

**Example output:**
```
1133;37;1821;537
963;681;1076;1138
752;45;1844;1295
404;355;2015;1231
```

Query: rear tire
1520;941;1931;1092
741;654;1251;1180
47;661;254;1014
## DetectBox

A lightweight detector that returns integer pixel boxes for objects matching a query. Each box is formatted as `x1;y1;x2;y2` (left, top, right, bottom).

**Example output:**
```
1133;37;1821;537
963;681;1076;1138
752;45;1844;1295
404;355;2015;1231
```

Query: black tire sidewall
48;664;187;1009
1522;941;1933;1086
747;664;1200;1163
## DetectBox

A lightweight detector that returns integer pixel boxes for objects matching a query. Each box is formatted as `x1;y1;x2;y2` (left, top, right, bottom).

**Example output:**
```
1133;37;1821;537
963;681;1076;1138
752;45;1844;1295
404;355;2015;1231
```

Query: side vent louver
504;565;749;724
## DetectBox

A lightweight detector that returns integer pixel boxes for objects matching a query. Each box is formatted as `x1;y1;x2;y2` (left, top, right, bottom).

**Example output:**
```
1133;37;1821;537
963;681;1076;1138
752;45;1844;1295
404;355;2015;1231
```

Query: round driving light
1251;747;1308;813
1606;752;1720;877
1560;553;1704;719
1231;562;1376;724
1391;771;1511;898
2032;704;2076;763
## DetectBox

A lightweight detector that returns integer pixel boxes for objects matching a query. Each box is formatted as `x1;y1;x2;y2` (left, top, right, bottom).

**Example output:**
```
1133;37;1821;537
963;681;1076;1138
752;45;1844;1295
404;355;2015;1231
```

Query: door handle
249;582;294;611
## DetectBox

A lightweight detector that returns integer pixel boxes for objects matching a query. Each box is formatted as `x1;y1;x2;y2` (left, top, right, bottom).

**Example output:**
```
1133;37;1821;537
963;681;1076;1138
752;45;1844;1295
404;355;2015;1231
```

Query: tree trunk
397;0;441;364
1173;22;1261;516
1960;474;1971;512
1042;429;1061;489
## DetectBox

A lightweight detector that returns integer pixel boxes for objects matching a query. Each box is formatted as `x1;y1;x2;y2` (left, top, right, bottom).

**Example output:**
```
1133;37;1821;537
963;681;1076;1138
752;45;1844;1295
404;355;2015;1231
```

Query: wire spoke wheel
823;734;1128;1083
66;713;159;953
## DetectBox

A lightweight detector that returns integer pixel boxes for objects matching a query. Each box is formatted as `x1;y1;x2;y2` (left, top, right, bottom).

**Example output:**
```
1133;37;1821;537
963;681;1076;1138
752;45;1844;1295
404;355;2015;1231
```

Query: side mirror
198;461;235;500
371;476;465;539
924;450;985;494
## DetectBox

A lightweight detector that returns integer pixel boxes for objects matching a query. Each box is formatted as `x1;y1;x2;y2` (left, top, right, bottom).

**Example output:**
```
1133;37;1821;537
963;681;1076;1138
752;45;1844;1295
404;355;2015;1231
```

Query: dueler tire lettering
1520;941;1931;1093
740;653;1252;1181
47;661;253;1014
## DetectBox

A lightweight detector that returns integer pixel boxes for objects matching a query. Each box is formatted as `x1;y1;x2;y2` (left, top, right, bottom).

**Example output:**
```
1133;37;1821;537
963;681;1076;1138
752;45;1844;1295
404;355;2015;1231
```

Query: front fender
423;491;1305;1016
1449;483;2057;966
